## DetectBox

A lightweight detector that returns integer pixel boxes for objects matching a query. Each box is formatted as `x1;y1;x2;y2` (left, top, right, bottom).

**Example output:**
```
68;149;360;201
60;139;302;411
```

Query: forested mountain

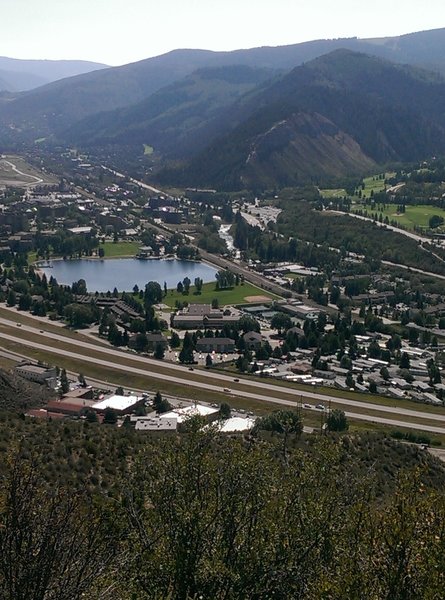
1;27;445;142
61;65;278;157
0;56;108;92
157;51;445;189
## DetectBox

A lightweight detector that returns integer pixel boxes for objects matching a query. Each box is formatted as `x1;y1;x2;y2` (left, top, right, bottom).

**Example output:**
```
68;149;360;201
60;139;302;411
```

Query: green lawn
143;144;154;155
101;241;141;257
356;172;396;199
355;203;445;231
319;188;347;199
163;281;279;307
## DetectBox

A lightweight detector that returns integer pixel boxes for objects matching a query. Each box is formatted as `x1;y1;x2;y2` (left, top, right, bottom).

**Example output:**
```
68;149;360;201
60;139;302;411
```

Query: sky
1;0;445;66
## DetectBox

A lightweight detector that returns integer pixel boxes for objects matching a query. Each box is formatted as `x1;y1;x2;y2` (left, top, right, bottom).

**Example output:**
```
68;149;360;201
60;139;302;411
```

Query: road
2;316;445;433
101;165;165;196
3;330;445;434
381;261;445;282
332;210;429;243
331;211;445;280
1;157;44;187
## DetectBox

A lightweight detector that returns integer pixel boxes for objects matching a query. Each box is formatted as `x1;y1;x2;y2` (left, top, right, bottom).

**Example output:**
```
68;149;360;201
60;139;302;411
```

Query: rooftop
92;394;142;411
162;404;219;423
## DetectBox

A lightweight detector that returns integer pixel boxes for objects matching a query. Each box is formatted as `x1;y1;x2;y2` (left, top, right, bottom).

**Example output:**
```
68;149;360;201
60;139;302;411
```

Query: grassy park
319;188;347;199
101;241;141;257
163;281;278;307
355;202;445;231
320;172;396;201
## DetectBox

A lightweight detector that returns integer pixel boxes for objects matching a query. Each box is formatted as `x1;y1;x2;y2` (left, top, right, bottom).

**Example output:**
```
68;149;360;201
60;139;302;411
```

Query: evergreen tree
60;368;69;394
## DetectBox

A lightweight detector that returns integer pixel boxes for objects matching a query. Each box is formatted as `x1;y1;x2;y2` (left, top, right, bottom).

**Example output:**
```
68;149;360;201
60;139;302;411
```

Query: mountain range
2;28;445;189
0;57;108;92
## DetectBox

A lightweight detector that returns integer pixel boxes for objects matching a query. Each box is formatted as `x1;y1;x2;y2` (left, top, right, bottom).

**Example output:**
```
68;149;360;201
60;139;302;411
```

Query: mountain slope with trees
159;50;445;189
61;65;278;157
2;27;445;141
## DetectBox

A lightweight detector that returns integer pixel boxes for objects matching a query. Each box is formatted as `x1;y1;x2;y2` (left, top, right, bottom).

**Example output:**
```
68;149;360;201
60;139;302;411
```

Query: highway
2;316;445;433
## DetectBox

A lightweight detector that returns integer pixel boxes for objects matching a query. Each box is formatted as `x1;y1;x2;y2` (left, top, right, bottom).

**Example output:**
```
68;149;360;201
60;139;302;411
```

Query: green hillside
159;51;445;190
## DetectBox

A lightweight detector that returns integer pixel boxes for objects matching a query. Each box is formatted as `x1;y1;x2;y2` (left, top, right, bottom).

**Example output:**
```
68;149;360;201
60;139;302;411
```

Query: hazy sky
2;0;444;66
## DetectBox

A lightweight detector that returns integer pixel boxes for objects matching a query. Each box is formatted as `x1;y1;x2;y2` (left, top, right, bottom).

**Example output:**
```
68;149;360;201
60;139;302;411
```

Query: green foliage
1;417;445;598
327;409;349;432
219;402;231;419
103;407;117;425
429;214;444;229
153;391;171;414
60;368;69;394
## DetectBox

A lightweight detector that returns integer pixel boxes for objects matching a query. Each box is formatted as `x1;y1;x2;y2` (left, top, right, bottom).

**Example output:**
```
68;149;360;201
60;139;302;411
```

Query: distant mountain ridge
2;27;445;139
0;57;108;92
2;28;445;189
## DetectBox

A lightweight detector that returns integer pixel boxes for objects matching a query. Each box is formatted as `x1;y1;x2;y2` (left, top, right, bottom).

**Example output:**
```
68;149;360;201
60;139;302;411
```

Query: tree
116;386;124;395
429;215;444;229
64;304;96;328
272;346;283;359
103;407;118;424
380;366;390;380
239;315;261;333
183;277;191;295
205;353;213;368
18;293;32;311
179;332;195;364
219;402;231;419
133;333;148;353
6;289;16;307
144;281;163;306
0;457;117;600
368;340;381;359
194;277;203;294
340;355;352;370
254;410;303;459
345;371;355;389
60;368;69;394
400;352;410;370
78;373;87;387
270;313;292;335
85;408;98;422
327;409;349;432
170;332;181;348
153;391;172;414
71;278;87;295
154;343;165;360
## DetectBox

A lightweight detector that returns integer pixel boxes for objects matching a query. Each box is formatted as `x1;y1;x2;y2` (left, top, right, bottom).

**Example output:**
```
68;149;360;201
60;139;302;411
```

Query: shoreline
34;255;217;293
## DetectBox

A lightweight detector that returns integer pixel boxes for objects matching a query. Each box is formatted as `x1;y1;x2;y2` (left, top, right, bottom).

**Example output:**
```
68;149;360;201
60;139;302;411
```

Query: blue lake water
40;258;217;293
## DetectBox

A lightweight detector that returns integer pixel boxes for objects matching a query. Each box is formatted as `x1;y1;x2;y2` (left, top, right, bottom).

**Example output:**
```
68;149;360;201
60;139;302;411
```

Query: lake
39;258;217;293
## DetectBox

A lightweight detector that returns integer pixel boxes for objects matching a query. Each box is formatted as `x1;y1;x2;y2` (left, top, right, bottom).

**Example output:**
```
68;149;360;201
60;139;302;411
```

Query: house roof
196;337;235;345
243;331;262;341
92;394;142;411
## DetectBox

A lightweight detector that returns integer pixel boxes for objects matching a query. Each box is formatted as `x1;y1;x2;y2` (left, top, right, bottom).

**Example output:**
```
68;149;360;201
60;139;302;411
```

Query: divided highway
2;315;445;434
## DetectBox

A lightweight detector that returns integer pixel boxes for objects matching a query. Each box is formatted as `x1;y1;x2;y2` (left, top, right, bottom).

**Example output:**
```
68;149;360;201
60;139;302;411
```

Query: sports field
163;281;278;307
